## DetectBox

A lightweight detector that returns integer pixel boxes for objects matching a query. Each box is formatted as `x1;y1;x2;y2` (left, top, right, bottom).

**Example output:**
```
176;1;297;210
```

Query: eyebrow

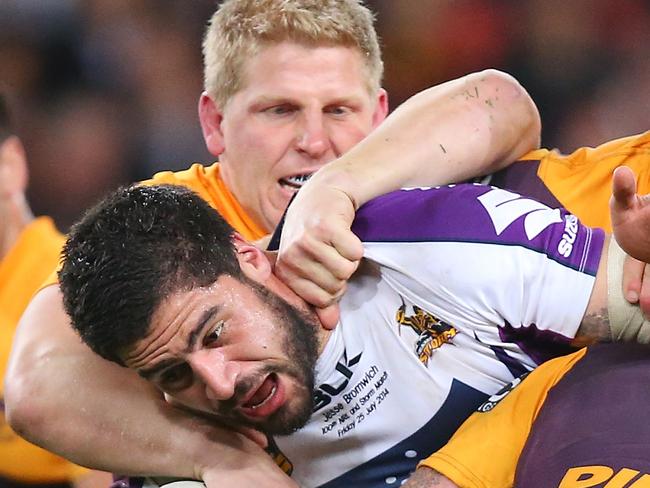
137;305;221;380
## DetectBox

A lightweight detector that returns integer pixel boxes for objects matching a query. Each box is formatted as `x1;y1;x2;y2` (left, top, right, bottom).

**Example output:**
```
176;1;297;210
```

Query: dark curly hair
59;184;242;364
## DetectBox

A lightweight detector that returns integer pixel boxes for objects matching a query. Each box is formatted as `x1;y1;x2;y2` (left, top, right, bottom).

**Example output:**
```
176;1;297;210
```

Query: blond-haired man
5;1;539;486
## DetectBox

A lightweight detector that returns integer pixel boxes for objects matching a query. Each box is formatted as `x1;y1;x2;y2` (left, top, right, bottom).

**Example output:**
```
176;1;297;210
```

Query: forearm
403;467;459;488
575;235;650;345
5;286;266;478
307;69;540;208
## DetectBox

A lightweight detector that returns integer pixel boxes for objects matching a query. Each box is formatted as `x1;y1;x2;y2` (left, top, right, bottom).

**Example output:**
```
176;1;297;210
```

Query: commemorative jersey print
312;349;363;413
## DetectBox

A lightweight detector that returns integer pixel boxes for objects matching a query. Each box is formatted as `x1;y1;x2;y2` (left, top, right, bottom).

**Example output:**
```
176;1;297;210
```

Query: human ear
198;92;225;157
0;136;28;198
232;233;273;283
371;88;389;128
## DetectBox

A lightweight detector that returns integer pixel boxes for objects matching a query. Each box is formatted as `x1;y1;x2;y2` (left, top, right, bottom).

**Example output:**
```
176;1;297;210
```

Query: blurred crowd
0;0;649;230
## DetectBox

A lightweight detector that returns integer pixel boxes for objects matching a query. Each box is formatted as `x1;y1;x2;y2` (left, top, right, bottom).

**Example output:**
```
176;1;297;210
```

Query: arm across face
276;69;541;327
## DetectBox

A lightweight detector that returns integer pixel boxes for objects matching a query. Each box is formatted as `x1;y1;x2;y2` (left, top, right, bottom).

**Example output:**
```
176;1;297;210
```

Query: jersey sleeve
420;349;585;488
520;131;650;231
353;184;605;363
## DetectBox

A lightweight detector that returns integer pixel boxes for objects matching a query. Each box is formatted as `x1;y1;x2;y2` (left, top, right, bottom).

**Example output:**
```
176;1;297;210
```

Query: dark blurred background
1;0;648;229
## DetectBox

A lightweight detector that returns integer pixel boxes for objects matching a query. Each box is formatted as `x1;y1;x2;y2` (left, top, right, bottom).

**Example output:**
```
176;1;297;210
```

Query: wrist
307;159;370;210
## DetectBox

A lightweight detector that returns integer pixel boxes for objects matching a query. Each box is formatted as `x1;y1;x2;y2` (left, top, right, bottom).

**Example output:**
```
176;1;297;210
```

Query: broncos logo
395;301;457;366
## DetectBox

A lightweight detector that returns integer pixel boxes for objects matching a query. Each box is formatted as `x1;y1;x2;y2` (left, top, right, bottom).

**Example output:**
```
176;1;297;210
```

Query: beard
216;279;320;436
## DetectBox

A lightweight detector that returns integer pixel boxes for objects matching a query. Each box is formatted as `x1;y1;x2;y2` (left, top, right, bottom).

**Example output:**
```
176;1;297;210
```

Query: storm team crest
395;300;457;365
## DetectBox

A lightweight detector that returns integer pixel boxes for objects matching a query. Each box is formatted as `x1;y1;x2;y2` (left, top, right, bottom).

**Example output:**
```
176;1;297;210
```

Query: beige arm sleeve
607;237;650;343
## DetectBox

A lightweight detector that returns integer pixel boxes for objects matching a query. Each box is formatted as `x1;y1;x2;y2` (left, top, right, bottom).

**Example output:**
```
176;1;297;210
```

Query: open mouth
240;373;283;419
279;173;313;190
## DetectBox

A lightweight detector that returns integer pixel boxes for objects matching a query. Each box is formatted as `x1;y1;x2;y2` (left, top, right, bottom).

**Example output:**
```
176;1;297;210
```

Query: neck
0;193;34;259
315;319;333;356
263;250;334;354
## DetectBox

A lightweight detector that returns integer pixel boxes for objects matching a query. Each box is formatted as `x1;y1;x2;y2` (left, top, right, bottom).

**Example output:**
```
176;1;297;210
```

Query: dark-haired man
10;0;650;485
5;0;541;482
59;180;647;487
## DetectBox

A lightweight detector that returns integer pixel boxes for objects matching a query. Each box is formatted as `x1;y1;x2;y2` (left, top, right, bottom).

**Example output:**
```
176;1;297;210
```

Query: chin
264;384;313;436
245;377;313;436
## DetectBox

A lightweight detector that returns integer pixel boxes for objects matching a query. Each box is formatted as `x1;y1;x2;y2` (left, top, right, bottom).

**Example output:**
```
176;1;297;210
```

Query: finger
316;304;341;330
622;255;643;304
328;226;364;262
611;166;637;211
279;275;345;308
285;225;362;279
279;235;358;282
276;257;348;295
301;243;360;281
639;264;650;319
277;237;358;288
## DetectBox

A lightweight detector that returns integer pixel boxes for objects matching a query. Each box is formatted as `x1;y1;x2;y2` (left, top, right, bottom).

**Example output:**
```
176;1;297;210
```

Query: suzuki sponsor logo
557;214;579;258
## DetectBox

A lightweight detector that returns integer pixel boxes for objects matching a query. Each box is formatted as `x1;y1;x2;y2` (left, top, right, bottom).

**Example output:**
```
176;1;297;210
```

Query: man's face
122;274;320;435
200;41;388;232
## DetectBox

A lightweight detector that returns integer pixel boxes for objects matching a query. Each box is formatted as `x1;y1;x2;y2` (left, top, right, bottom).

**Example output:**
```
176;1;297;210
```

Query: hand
201;458;298;488
622;255;650;319
275;183;363;330
165;395;269;449
196;429;298;488
610;166;650;263
402;467;459;487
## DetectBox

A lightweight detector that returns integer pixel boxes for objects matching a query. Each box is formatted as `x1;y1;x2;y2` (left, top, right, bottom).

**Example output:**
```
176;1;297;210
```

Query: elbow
477;69;541;152
4;369;49;445
4;286;80;448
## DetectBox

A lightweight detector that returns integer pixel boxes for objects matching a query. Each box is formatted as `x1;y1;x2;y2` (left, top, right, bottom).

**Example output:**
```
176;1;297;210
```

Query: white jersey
271;184;604;487
140;184;604;488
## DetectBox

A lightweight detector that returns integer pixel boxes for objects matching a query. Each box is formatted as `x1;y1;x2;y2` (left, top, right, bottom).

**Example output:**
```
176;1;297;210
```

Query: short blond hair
202;0;383;108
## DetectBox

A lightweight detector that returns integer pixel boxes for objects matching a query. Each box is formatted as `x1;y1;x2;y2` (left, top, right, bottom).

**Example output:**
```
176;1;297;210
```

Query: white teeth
283;173;313;187
251;385;277;409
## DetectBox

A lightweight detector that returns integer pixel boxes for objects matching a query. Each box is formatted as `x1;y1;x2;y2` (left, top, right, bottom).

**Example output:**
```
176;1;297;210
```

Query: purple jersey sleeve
352;184;604;276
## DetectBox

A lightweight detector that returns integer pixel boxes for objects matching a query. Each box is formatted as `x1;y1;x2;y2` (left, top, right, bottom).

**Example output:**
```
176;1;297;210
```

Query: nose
295;111;330;159
187;349;239;402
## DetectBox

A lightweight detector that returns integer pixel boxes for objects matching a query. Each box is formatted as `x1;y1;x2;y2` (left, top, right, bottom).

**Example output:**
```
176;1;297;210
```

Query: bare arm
402;467;459;488
571;232;650;346
5;286;295;487
313;69;541;207
276;69;541;327
571;234;612;346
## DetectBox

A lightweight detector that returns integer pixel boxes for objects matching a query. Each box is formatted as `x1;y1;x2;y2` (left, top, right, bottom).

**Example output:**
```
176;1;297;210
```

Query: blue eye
265;105;295;116
328;106;347;115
